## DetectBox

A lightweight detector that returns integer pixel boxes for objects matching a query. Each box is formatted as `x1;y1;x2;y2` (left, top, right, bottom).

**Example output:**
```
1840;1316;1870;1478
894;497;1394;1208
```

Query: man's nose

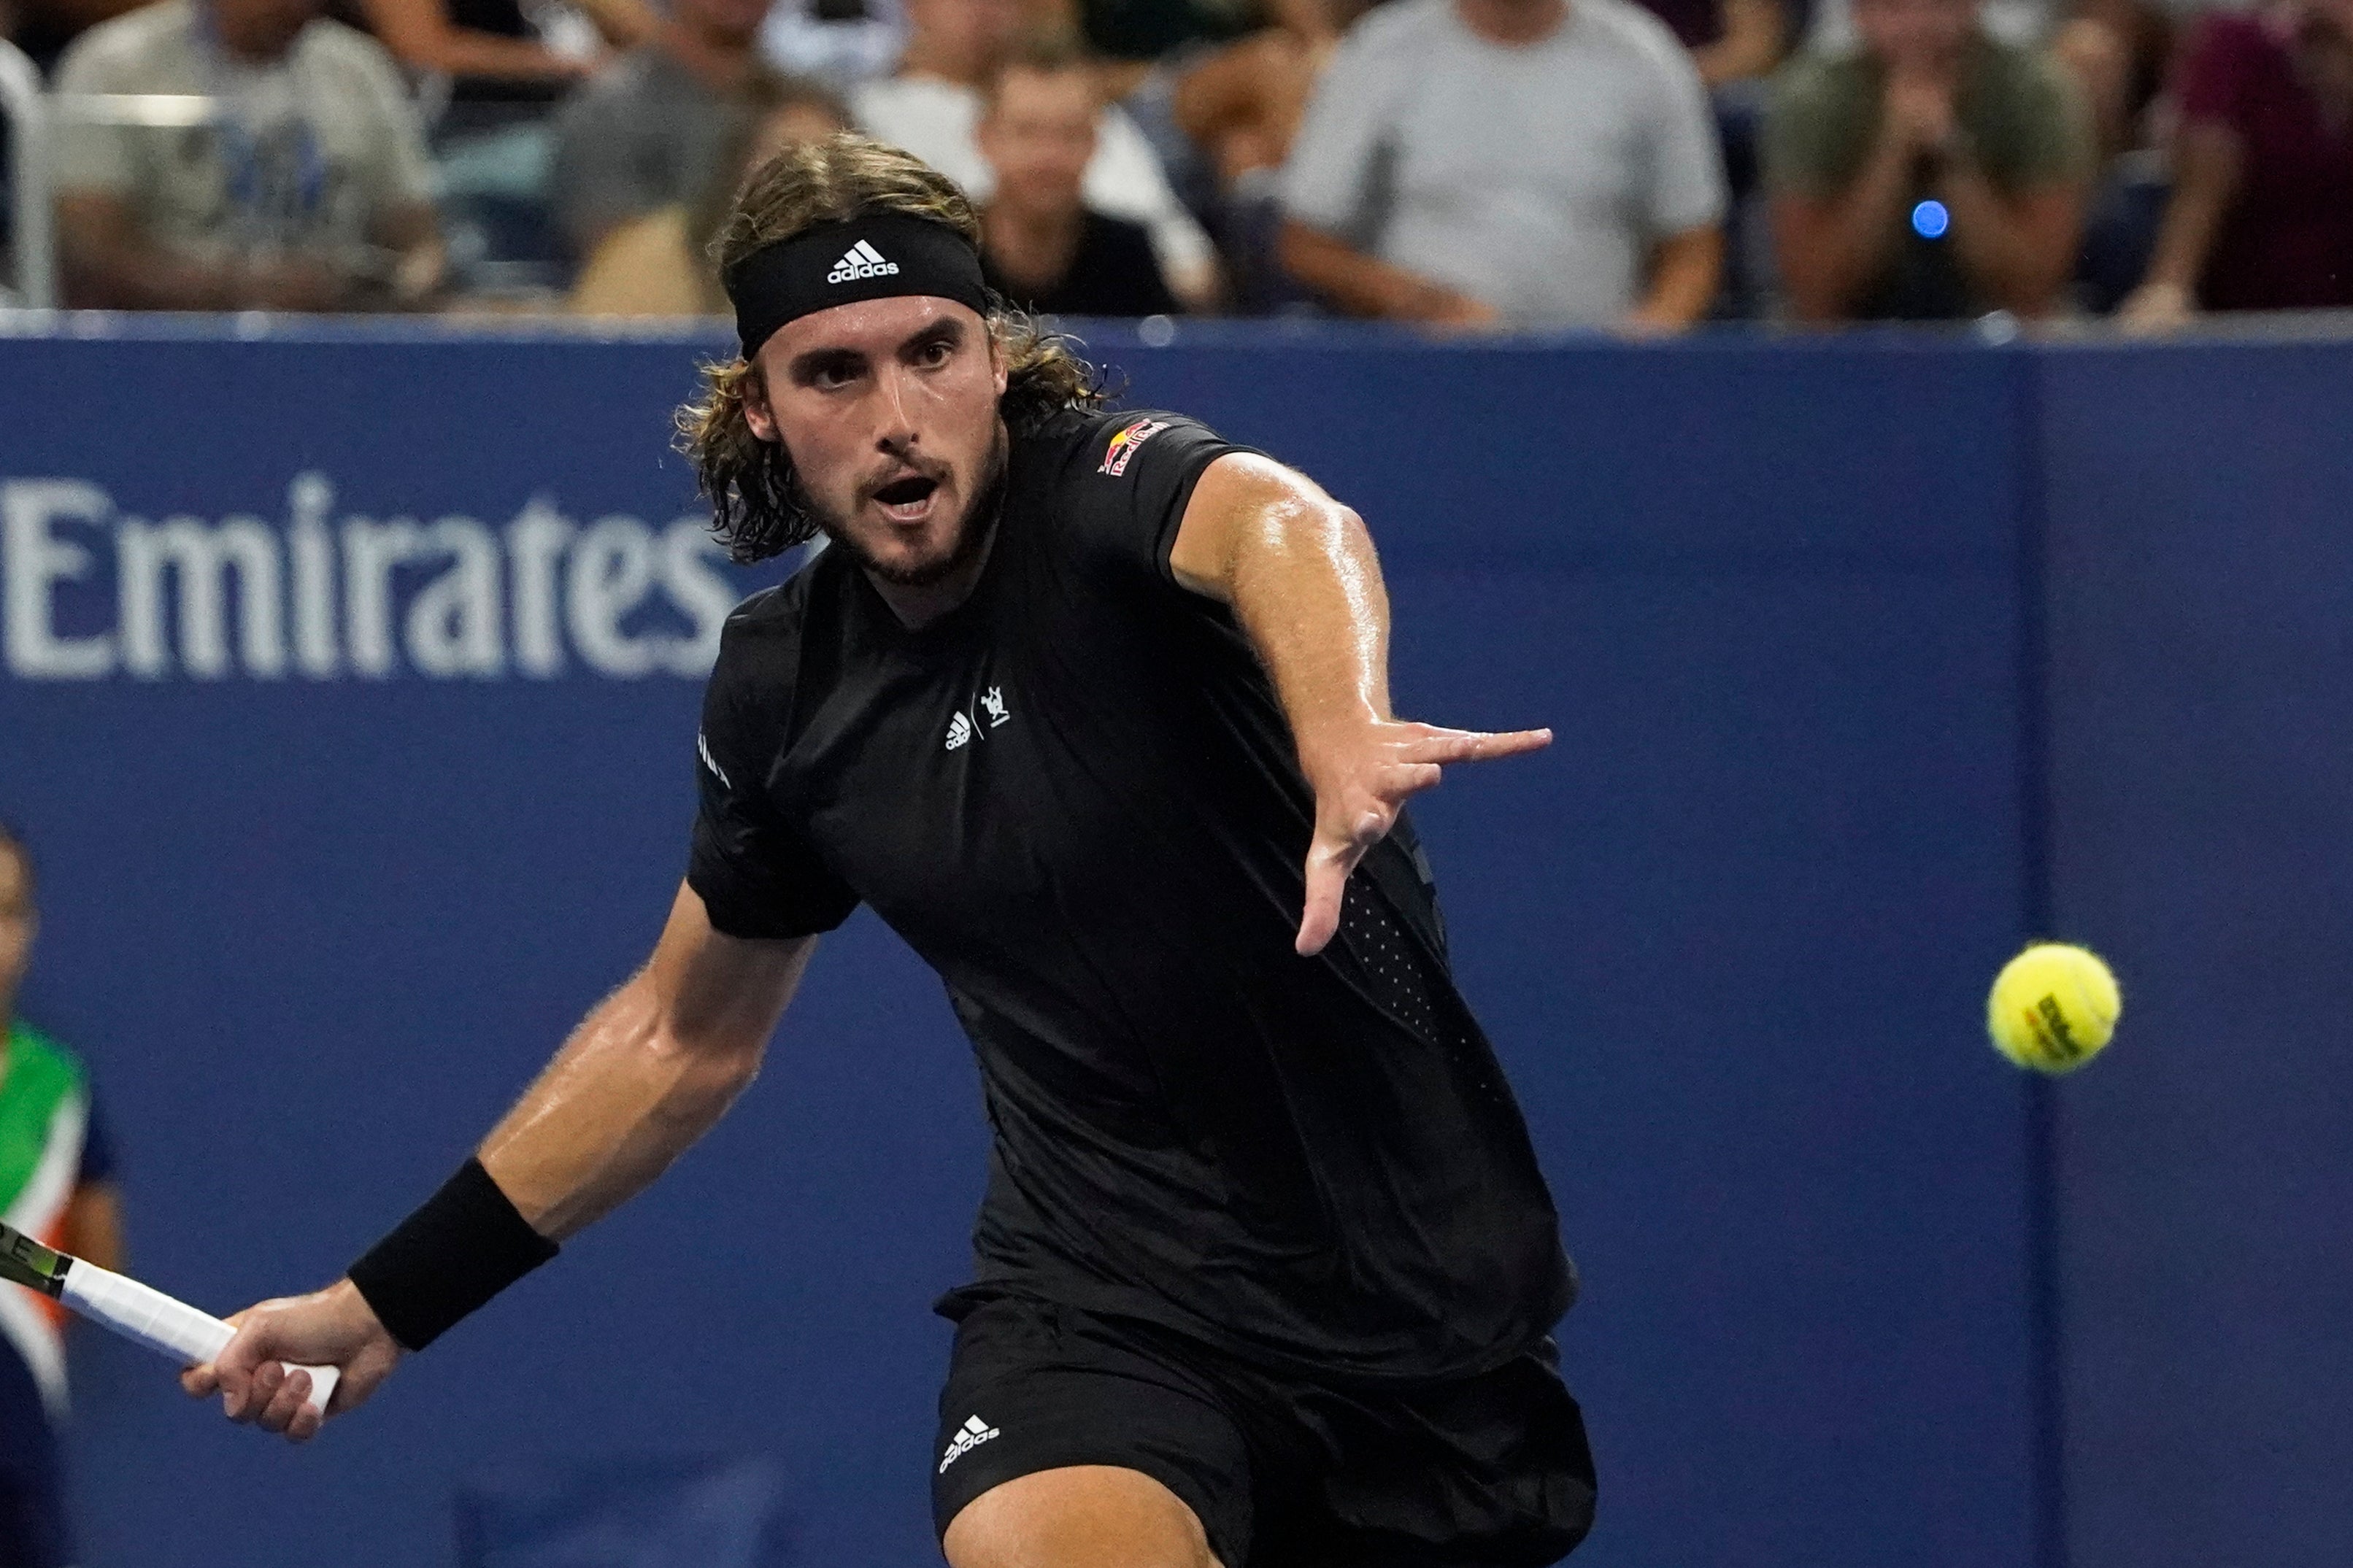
873;363;922;452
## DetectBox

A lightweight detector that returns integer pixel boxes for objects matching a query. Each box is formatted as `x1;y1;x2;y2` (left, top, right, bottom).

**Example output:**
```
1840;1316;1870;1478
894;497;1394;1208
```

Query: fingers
1396;727;1552;765
221;1361;321;1439
1296;848;1348;957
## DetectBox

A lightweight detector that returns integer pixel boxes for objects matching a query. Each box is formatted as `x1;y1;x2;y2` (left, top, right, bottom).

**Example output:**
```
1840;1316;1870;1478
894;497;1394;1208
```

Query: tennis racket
0;1217;338;1414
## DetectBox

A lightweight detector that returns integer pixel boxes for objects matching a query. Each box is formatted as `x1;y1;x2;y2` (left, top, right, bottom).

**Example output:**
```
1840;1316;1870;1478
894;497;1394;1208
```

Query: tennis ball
1987;943;2121;1073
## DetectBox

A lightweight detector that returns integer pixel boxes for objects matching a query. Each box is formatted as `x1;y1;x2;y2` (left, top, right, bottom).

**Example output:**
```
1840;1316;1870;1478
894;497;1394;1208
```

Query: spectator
549;0;779;259
851;0;1220;307
2120;0;2353;328
53;0;444;310
346;0;653;107
1765;0;2092;320
0;825;123;1568
571;72;850;314
976;36;1180;314
1278;0;1728;330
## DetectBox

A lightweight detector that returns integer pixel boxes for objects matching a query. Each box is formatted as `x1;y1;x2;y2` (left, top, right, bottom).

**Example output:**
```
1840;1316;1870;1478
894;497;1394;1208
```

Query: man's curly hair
675;132;1106;564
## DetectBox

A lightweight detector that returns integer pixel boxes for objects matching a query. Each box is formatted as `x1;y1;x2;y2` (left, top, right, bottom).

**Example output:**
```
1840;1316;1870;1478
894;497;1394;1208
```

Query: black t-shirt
688;407;1573;1382
980;212;1182;320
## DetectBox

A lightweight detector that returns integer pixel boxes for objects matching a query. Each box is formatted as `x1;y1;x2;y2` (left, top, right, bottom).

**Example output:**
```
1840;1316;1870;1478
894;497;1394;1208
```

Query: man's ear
741;362;779;444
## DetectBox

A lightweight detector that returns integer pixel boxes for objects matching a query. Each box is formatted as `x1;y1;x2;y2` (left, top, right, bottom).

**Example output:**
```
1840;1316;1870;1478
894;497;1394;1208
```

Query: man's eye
917;340;953;367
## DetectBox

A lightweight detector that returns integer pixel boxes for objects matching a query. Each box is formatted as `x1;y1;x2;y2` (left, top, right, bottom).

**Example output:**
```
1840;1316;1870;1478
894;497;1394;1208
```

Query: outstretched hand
180;1278;404;1443
1293;719;1552;956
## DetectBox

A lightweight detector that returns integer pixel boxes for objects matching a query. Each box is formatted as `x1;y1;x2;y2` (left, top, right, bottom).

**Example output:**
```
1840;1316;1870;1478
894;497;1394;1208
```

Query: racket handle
61;1264;339;1413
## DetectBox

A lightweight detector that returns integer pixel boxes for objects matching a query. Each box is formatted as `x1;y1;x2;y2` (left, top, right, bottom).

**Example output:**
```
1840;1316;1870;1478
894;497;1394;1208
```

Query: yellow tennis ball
1987;943;2121;1073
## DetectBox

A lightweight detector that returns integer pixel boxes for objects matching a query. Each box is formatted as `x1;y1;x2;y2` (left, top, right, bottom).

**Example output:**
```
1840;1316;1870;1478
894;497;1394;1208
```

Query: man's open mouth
873;476;940;519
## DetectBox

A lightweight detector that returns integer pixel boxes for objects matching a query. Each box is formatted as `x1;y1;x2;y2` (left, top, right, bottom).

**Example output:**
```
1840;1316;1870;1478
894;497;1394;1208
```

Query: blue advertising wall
0;321;2343;1568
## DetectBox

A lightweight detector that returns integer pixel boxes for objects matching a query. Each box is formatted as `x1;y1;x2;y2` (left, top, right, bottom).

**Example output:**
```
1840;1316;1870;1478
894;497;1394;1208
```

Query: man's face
1854;0;1976;70
747;296;1009;586
0;846;34;1018
211;0;326;58
677;0;773;47
978;66;1098;219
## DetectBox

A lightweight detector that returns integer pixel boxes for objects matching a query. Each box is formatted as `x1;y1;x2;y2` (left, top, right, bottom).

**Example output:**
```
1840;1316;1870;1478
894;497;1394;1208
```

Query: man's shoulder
3;1023;89;1102
55;0;200;87
1330;0;1457;66
293;18;414;95
1968;34;2082;108
1770;45;1872;115
1020;406;1207;484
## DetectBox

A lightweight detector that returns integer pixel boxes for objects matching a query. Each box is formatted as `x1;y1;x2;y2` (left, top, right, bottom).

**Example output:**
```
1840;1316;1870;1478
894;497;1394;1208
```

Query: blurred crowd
1;0;2349;327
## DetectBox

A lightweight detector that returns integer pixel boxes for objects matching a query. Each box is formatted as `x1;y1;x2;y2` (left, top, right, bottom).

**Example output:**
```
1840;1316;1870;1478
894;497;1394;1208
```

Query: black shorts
931;1294;1595;1568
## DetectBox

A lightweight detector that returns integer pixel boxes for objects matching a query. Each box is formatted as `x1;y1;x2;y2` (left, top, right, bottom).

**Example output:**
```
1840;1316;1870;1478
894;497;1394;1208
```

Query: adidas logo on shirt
945;711;975;750
828;240;900;284
939;1413;1000;1472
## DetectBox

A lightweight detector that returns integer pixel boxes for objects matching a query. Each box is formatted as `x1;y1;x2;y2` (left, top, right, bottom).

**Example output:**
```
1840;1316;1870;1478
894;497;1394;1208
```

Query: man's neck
865;520;998;630
897;39;987;90
1454;0;1567;46
983;201;1085;290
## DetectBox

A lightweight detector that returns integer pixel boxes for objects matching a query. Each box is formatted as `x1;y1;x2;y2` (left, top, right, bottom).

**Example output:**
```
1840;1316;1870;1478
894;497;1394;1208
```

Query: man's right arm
1771;87;1924;323
182;881;815;1440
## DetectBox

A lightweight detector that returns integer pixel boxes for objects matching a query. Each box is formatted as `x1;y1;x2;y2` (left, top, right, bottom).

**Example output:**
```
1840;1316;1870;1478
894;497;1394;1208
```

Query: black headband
724;214;992;360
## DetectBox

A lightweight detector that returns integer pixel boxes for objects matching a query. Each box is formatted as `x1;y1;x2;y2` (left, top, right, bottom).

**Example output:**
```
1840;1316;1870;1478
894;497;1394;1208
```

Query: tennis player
1;825;126;1568
188;134;1596;1567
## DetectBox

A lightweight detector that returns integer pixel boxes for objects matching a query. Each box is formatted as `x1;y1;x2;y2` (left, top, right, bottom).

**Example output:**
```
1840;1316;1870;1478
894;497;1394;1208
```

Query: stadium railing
0;36;57;309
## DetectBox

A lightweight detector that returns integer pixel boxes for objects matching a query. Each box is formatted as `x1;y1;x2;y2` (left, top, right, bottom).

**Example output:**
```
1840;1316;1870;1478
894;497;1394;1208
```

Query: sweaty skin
180;295;1551;1553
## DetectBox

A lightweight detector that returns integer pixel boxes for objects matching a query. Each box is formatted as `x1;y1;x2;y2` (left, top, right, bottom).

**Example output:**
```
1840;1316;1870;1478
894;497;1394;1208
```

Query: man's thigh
944;1464;1222;1568
931;1296;1253;1568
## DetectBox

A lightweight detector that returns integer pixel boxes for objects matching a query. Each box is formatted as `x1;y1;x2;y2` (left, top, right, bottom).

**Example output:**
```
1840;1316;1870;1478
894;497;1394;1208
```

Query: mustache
857;452;952;505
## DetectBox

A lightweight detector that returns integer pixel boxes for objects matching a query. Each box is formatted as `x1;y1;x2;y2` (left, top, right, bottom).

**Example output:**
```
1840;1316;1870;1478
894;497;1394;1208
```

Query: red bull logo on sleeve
1098;418;1171;477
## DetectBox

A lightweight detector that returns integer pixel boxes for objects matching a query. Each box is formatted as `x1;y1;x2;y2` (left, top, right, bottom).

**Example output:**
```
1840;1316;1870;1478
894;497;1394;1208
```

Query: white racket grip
61;1264;339;1413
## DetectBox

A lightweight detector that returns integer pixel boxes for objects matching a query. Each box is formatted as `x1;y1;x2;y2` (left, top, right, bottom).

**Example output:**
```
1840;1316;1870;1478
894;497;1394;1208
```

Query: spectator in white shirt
851;0;1220;308
53;0;443;310
1279;0;1728;329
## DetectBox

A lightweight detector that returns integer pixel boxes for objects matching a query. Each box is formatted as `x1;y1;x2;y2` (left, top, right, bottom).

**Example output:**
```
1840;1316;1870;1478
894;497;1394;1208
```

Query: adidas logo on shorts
938;1413;1001;1473
828;240;900;284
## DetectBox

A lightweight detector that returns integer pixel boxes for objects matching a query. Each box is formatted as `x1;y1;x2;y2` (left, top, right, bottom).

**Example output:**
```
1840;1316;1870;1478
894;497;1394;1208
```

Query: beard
794;425;1010;588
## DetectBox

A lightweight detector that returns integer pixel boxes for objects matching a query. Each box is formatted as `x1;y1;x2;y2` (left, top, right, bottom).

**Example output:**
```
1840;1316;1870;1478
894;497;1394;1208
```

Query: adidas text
828;240;901;285
939;1414;1001;1472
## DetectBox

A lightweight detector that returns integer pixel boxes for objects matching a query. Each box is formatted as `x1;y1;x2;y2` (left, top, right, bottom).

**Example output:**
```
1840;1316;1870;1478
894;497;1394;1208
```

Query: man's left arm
1626;28;1730;332
1631;225;1727;332
58;1183;123;1273
1166;455;1550;955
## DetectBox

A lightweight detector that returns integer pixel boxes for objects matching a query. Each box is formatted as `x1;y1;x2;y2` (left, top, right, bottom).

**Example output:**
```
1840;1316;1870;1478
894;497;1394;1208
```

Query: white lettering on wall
118;514;286;679
0;474;750;682
2;480;116;679
568;516;661;678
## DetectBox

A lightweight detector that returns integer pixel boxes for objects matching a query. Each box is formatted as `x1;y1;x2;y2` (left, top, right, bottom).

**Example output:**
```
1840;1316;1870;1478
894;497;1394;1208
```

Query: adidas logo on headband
828;240;901;285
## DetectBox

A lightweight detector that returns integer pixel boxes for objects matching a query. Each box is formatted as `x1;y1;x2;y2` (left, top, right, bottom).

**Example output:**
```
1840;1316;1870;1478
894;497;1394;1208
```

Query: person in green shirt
1;824;124;1568
1764;0;2094;320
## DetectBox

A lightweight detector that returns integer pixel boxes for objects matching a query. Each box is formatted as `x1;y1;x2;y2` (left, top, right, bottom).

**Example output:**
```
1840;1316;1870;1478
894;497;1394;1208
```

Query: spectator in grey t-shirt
549;0;777;259
53;0;442;310
1279;0;1729;328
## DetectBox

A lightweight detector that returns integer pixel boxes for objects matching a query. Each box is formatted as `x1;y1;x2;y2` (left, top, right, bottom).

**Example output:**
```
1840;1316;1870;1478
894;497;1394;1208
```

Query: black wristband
347;1157;558;1352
